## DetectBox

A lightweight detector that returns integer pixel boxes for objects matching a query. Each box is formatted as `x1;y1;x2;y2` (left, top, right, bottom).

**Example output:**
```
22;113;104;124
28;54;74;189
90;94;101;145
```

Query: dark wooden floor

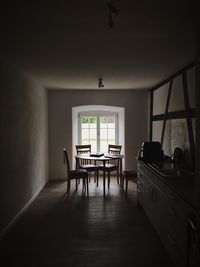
0;177;174;267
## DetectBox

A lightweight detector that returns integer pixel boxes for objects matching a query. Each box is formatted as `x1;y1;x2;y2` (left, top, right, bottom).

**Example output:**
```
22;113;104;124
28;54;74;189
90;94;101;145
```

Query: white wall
0;62;48;235
48;89;148;180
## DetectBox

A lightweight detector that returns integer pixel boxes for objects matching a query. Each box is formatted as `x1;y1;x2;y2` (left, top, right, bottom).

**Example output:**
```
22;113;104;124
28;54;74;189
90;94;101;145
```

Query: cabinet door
137;170;146;209
137;168;157;224
165;189;191;259
137;161;189;267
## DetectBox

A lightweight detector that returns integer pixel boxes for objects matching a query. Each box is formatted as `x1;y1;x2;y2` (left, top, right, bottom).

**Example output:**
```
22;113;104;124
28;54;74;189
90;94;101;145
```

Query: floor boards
0;177;174;267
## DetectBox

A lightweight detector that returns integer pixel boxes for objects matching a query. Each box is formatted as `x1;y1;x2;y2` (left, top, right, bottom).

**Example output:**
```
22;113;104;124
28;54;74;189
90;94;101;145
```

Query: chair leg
82;179;85;192
125;179;128;195
121;175;124;191
86;177;89;196
75;179;78;190
117;170;119;185
66;180;70;197
96;171;99;187
108;172;110;188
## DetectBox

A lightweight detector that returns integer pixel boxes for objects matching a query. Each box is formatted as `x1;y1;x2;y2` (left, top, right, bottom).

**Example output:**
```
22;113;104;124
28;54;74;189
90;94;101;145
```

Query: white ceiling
0;0;196;90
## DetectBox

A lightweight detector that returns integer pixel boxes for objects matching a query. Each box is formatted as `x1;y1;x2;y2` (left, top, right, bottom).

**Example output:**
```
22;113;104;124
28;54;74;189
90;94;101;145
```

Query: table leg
76;158;79;170
103;161;106;196
119;158;123;190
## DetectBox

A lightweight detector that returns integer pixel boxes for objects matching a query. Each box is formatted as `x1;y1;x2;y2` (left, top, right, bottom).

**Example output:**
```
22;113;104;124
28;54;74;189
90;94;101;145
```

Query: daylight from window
80;115;116;152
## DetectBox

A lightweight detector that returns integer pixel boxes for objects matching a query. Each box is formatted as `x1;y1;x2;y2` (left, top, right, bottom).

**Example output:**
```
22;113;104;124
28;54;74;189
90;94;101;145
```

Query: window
72;105;124;169
79;112;118;152
80;116;97;151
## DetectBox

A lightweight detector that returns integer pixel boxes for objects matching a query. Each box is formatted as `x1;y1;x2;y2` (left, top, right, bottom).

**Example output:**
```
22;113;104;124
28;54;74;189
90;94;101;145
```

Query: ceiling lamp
98;77;104;88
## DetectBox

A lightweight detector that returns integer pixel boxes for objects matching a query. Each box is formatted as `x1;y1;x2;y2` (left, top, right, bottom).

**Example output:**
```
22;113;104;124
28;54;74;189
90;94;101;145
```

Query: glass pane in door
81;116;97;152
100;116;115;152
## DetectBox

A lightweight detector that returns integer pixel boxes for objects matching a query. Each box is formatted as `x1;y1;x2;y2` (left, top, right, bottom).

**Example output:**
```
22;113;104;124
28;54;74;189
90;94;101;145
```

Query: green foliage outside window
81;116;97;124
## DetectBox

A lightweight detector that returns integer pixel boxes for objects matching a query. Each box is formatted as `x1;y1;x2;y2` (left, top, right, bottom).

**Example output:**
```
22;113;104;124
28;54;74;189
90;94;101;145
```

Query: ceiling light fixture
107;0;120;31
98;77;104;88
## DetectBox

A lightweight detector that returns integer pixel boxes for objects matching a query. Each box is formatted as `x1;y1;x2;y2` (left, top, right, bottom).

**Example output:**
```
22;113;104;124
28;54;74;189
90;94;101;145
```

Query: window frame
78;111;119;152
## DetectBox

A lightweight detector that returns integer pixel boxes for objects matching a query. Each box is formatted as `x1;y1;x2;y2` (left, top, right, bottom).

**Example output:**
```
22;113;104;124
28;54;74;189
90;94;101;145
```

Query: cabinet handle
168;206;177;217
167;192;176;201
140;177;145;185
138;178;145;185
137;187;143;194
138;169;148;180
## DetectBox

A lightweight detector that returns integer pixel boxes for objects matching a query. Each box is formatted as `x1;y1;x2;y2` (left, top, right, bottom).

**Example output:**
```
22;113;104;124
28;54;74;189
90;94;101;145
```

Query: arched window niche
72;105;125;169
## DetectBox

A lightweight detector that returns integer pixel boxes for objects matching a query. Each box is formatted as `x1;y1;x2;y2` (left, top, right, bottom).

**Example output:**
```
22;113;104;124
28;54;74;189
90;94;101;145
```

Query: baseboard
0;181;46;240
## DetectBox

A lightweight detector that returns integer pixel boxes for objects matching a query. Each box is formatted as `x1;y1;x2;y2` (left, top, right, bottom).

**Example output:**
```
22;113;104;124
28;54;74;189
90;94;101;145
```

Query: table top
75;153;124;161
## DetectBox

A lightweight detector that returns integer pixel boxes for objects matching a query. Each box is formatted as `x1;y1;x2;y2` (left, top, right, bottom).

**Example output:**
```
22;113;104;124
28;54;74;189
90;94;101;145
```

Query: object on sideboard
172;147;183;164
137;141;163;163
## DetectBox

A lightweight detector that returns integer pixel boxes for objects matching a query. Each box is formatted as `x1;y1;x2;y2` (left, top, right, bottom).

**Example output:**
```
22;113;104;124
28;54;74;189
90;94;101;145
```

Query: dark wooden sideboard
137;160;198;267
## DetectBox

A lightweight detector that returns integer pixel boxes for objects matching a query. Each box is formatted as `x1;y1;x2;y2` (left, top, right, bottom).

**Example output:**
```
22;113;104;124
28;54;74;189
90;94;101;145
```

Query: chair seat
80;164;99;172
122;170;137;180
69;169;88;179
99;164;117;171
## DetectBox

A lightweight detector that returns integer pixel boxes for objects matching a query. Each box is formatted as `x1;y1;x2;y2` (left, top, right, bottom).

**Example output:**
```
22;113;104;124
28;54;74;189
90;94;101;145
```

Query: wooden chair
63;147;89;198
121;170;137;195
99;144;122;188
76;145;99;186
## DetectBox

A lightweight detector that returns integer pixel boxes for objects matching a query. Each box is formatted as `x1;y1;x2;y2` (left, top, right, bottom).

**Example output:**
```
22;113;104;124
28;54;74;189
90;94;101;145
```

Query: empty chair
76;144;99;186
121;170;137;195
108;144;122;155
99;144;122;188
63;147;89;198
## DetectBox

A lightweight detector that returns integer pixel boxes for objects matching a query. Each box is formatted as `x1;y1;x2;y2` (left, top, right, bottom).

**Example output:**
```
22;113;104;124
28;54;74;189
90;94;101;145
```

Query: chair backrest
76;144;91;154
108;144;122;154
108;144;122;166
63;148;70;177
76;145;92;166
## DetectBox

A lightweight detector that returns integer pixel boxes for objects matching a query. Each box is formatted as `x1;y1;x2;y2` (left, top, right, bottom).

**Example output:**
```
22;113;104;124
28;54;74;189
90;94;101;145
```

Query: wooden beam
152;109;195;121
182;71;195;169
161;80;173;146
149;91;153;141
149;62;195;92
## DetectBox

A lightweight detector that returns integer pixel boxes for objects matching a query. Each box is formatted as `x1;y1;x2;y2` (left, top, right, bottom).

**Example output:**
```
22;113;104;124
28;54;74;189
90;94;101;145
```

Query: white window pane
81;116;89;126
100;117;107;123
90;123;97;129
79;112;117;153
89;117;97;128
108;129;115;141
108;139;116;145
100;122;107;129
82;140;90;145
90;129;97;140
81;116;89;128
82;123;89;129
90;141;97;152
100;129;107;139
108;122;115;129
107;116;115;123
82;129;89;141
100;141;108;153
